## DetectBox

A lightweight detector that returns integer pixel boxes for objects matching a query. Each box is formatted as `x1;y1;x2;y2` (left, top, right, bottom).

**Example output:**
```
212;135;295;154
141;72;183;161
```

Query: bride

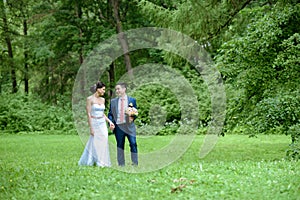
78;81;114;167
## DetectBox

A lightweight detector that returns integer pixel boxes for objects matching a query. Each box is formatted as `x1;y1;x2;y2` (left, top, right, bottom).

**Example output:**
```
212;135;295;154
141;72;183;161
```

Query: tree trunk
111;0;132;76
1;1;17;93
23;19;29;94
76;1;85;94
108;62;115;98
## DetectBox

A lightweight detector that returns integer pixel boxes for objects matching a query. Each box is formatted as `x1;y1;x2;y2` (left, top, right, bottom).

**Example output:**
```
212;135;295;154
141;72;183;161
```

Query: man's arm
132;98;138;120
107;99;114;123
133;98;137;109
107;99;116;131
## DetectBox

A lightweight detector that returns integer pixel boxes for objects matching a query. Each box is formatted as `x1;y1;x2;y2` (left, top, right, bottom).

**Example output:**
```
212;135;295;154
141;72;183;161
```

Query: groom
108;82;138;166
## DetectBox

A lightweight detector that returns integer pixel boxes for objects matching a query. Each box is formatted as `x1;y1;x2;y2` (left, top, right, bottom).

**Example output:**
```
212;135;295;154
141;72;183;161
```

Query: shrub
286;124;300;160
247;94;300;135
0;94;75;134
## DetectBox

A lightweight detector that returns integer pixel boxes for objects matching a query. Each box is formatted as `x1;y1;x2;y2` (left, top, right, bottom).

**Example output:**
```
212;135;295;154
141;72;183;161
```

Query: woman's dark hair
90;81;105;93
96;81;105;89
90;85;96;93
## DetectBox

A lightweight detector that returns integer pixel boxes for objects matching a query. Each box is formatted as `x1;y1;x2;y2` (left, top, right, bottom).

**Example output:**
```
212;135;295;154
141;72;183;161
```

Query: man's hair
116;82;127;89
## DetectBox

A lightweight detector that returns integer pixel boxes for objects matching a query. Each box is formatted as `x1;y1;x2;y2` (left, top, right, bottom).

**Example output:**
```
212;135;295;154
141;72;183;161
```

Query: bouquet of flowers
126;103;138;122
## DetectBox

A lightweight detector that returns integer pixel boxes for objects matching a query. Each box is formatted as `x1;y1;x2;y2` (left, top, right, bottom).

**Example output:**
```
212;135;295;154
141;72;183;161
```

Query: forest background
0;0;299;159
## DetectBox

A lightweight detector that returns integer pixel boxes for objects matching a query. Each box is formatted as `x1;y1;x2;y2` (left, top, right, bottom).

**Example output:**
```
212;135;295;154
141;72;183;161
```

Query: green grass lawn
0;134;299;199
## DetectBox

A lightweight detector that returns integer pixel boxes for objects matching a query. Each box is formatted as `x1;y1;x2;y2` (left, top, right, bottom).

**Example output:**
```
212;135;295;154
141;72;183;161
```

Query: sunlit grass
0;134;299;199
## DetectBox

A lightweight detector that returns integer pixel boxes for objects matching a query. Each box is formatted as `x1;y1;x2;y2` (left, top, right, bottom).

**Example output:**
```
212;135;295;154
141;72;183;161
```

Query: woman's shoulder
87;95;93;101
99;97;105;103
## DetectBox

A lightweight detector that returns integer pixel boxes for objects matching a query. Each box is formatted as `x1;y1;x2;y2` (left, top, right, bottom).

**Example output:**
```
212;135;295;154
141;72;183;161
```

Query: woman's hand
109;122;115;131
129;116;134;123
90;128;94;136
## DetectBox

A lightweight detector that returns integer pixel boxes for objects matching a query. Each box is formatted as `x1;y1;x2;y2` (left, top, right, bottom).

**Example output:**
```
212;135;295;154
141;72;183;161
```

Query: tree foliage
0;0;299;158
215;2;300;135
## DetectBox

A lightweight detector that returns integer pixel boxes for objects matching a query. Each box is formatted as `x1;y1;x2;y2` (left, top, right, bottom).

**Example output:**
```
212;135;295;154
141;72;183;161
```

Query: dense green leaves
216;3;300;136
248;94;300;134
0;0;299;159
0;94;74;133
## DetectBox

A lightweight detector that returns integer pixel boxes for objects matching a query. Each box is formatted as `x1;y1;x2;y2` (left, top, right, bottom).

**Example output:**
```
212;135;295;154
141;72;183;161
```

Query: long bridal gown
78;104;111;167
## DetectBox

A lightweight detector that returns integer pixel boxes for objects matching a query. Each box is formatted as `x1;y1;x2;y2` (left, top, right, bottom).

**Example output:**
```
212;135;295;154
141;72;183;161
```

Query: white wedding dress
78;104;111;167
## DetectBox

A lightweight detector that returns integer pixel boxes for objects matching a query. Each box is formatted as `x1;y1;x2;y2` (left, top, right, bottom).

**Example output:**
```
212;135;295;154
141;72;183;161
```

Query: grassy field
0;134;299;199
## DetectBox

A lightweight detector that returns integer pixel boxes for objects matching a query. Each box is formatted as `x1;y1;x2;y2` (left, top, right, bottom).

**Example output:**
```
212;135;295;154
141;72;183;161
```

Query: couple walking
78;82;138;167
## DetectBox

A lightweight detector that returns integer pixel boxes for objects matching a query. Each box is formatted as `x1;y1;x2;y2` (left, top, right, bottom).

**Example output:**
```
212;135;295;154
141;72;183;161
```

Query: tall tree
23;18;29;94
0;0;17;93
215;1;300;135
14;0;32;94
111;0;132;75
